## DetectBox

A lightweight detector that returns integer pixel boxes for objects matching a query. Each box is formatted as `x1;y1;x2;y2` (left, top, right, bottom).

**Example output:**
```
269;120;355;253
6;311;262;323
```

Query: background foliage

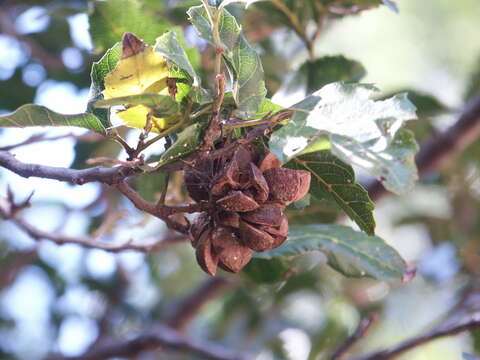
1;0;480;359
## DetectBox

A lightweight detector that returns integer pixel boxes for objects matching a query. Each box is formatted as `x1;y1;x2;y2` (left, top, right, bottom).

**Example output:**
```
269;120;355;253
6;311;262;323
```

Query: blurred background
1;0;480;359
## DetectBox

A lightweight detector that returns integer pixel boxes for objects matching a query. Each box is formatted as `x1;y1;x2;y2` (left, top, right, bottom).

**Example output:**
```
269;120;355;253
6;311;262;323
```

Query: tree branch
331;313;378;360
350;312;480;360
367;92;480;201
0;194;187;252
48;324;250;360
0;150;142;185
166;277;235;332
114;181;212;234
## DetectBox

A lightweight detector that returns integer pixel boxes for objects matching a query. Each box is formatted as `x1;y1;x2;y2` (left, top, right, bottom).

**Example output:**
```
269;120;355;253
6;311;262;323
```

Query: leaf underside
270;82;419;194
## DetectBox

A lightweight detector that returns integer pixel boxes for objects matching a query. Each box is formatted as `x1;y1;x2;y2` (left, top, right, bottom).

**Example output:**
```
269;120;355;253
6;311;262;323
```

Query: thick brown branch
48;324;250;360
166;277;234;332
367;92;480;201
0;150;141;185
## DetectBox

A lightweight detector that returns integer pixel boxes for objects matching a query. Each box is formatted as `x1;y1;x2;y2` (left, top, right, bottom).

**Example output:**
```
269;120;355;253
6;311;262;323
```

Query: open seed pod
263;167;311;204
184;145;311;275
211;227;252;273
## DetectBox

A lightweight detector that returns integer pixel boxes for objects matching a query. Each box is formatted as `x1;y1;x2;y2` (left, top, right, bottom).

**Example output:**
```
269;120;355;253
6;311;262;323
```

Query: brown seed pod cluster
185;145;311;276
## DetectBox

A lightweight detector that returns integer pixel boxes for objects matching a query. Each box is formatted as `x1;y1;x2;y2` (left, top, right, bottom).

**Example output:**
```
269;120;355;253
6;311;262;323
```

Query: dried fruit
211;227;252;272
185;145;311;275
216;191;260;212
263;167;311;204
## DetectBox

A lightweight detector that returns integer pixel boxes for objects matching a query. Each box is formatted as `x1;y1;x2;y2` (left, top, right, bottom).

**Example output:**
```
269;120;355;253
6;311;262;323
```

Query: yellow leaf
102;33;175;132
102;46;169;99
117;105;178;132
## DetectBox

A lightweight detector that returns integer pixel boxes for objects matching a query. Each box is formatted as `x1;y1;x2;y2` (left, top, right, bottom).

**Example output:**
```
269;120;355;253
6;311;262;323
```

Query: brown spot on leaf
121;32;146;59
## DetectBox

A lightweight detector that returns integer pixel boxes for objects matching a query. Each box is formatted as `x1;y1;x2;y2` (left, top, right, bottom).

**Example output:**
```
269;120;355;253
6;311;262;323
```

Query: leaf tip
121;32;145;59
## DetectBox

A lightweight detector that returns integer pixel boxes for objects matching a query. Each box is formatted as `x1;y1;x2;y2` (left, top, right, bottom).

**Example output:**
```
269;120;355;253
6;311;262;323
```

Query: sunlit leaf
154;31;199;86
270;82;418;194
154;30;210;103
94;93;179;116
288;151;375;235
187;5;267;115
0;104;106;135
88;42;122;128
102;33;181;132
251;98;283;118
256;224;406;280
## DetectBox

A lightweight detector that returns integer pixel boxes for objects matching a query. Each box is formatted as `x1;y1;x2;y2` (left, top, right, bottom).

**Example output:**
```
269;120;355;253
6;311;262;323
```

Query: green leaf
154;30;209;104
270;82;418;194
331;128;419;194
156;123;206;168
289;56;366;94
187;5;267;115
288;151;375;235
0;104;106;135
154;31;199;85
242;258;290;284
88;42;122;128
256;224;406;280
250;98;283;118
88;0;170;52
379;89;449;118
94;94;179;118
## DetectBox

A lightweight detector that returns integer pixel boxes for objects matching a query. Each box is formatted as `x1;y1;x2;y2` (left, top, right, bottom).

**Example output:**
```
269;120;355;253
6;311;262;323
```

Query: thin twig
0;133;76;151
331;313;378;360
0;10;65;70
86;157;144;167
351;312;480;360
47;324;250;360
270;0;314;58
200;1;227;151
0;193;187;252
114;181;211;234
0;249;37;291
